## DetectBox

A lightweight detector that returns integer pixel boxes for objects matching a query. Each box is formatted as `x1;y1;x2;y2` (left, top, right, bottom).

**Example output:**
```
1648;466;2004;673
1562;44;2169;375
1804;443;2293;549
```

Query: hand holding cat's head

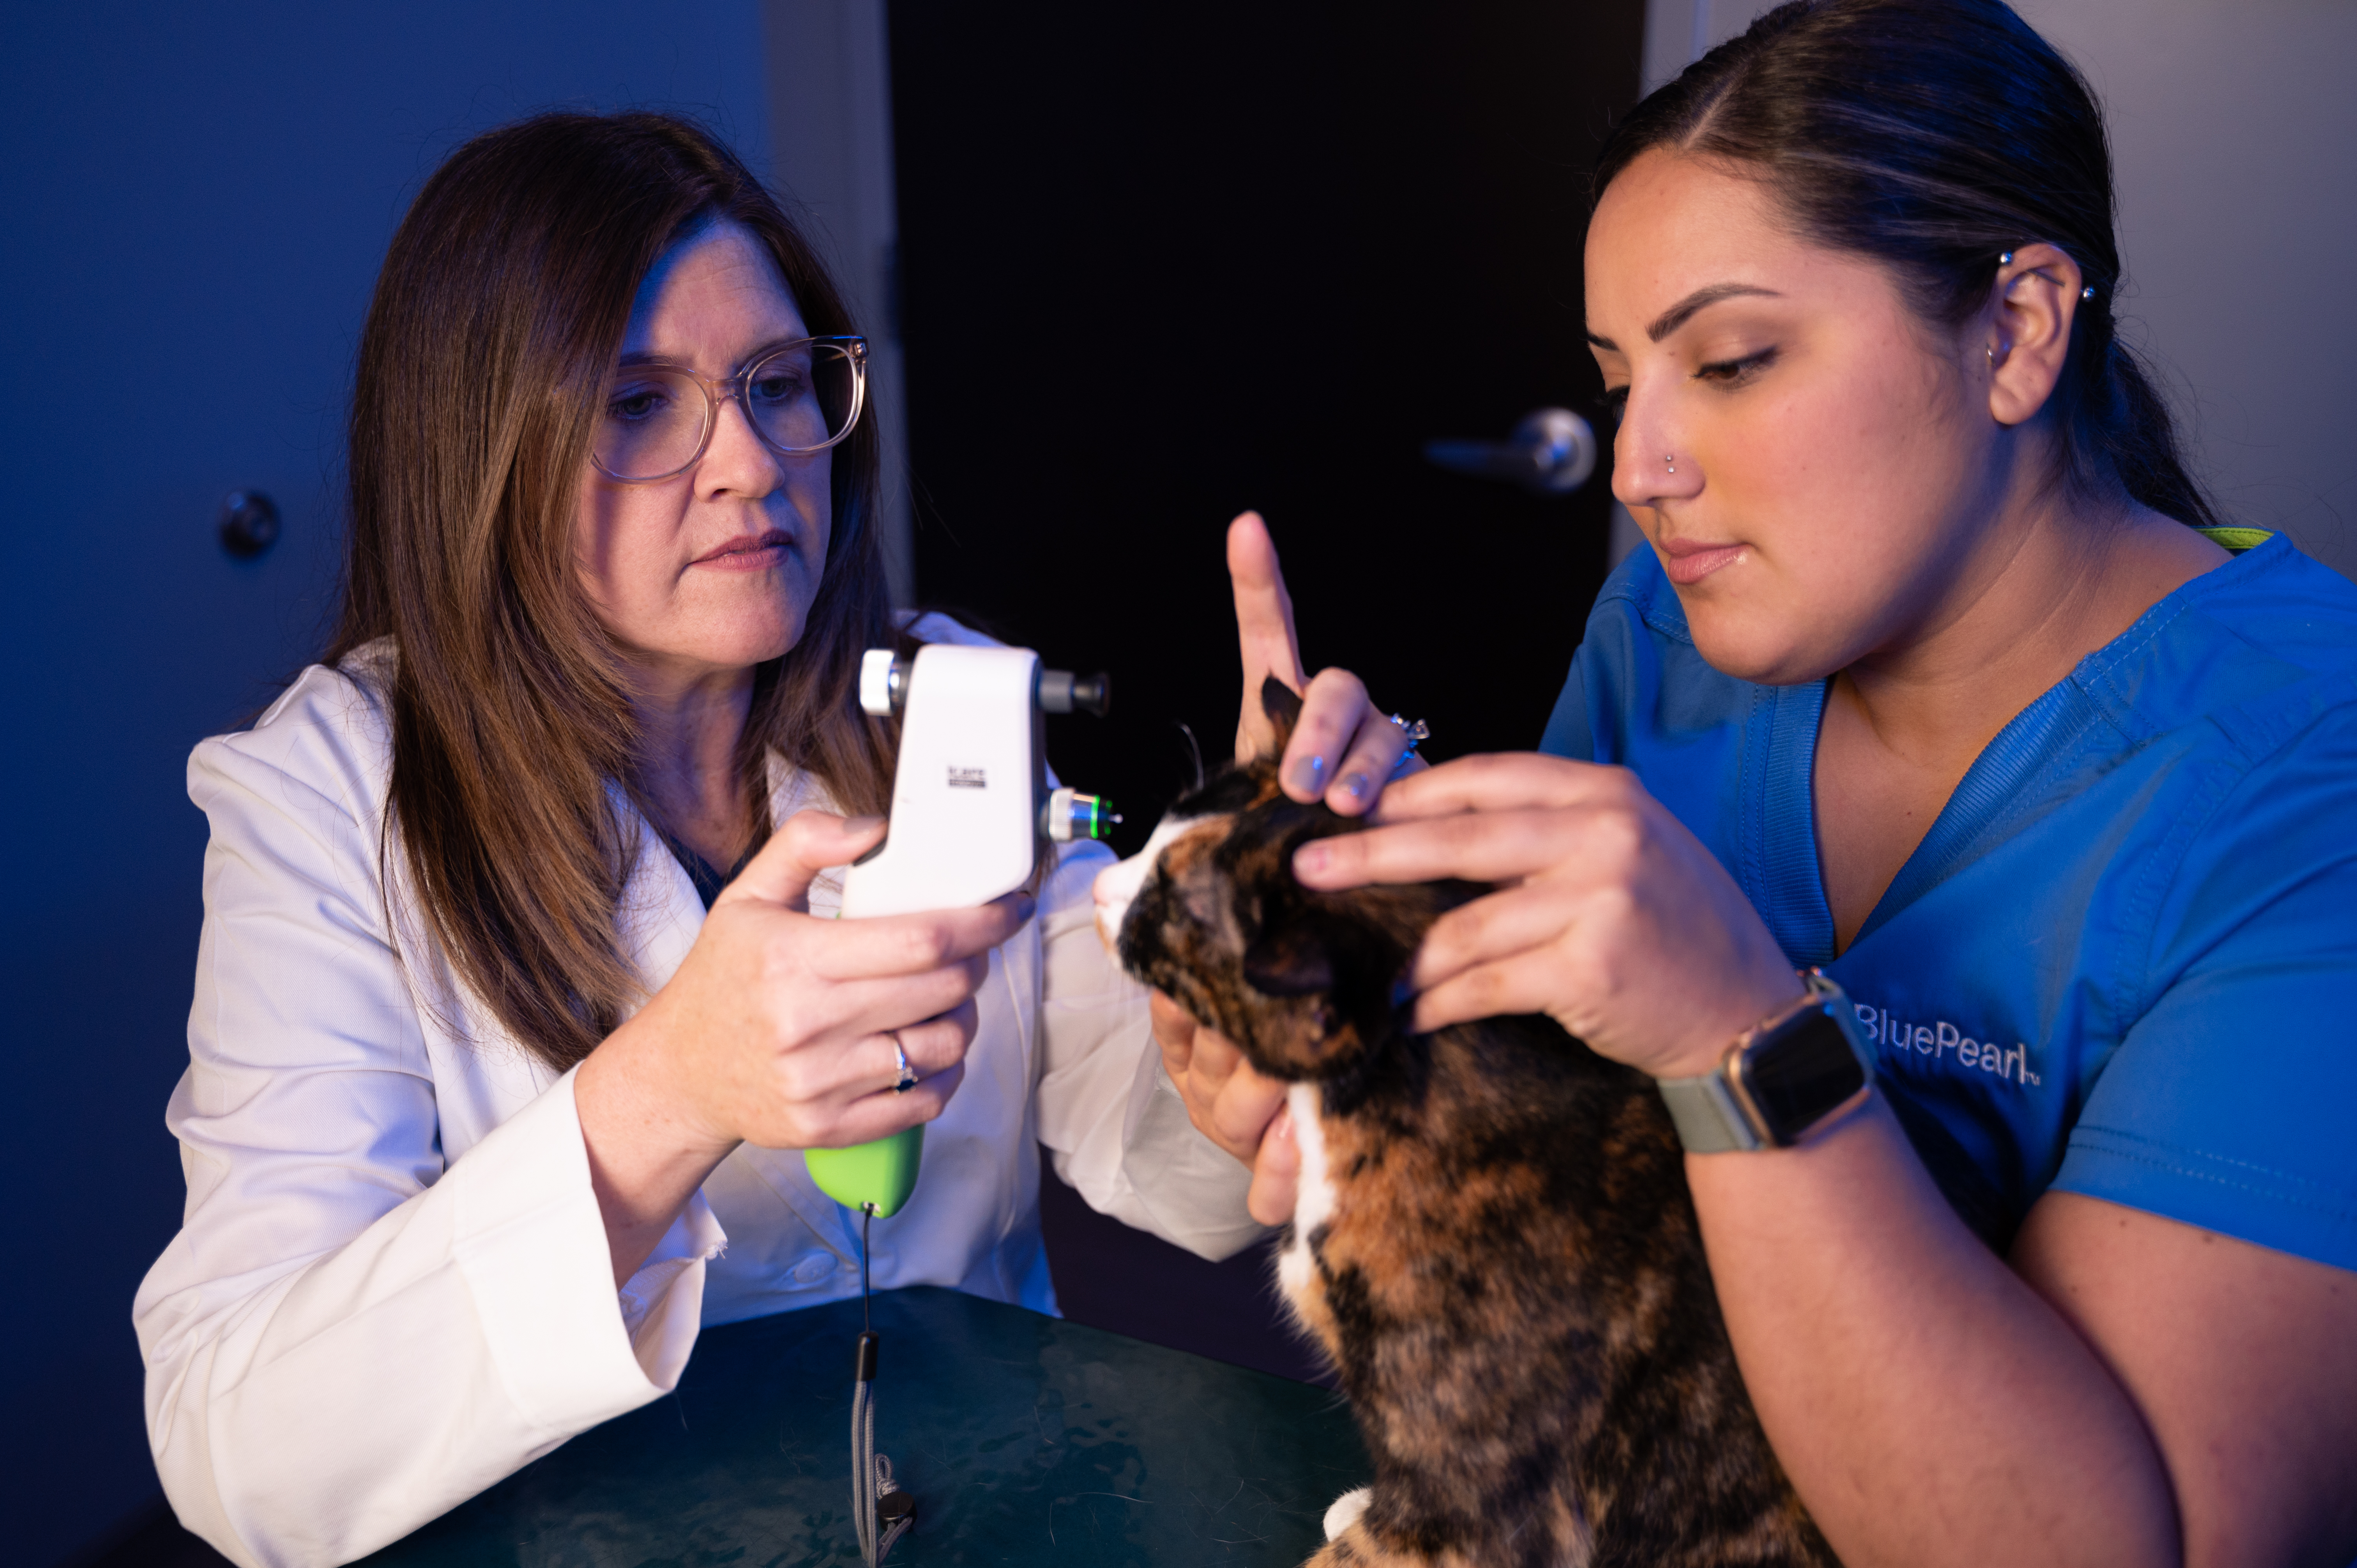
1097;679;1478;1082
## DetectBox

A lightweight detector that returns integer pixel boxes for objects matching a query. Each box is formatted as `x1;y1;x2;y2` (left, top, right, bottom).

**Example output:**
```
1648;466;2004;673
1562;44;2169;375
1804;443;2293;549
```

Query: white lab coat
133;630;1260;1568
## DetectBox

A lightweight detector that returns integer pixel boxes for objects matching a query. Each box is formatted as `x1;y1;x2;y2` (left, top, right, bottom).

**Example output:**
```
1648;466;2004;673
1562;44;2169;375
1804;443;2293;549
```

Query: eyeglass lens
594;341;858;480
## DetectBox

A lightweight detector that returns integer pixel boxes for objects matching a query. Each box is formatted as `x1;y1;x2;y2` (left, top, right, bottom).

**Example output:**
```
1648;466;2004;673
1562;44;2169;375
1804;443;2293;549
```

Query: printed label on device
946;766;987;789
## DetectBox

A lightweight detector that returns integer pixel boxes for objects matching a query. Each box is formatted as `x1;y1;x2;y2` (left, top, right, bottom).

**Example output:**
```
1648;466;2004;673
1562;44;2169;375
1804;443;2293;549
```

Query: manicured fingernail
1343;772;1370;800
1289;754;1327;794
1295;842;1330;878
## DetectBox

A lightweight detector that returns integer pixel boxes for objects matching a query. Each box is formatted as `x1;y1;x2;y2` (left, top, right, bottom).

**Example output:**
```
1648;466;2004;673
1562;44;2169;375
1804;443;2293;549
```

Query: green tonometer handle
804;1125;924;1218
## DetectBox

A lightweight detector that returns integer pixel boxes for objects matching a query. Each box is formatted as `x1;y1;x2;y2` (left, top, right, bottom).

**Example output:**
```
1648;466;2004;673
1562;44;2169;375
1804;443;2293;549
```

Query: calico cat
1095;681;1834;1568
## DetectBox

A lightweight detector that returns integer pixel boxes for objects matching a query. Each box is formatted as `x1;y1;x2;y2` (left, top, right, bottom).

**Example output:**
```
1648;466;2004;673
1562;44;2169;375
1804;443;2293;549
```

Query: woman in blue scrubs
1164;3;2357;1563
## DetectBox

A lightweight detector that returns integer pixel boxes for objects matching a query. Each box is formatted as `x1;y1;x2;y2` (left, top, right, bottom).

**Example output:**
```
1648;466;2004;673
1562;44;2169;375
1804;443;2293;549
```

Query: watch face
1737;1008;1867;1142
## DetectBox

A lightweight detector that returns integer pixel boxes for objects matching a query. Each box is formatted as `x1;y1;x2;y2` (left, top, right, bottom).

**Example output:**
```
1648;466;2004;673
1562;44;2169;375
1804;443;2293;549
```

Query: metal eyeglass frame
591;334;869;484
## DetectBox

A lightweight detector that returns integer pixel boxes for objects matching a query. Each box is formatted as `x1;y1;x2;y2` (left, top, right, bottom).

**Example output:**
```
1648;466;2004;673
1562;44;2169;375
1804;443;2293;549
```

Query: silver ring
890;1034;917;1094
1387;713;1430;747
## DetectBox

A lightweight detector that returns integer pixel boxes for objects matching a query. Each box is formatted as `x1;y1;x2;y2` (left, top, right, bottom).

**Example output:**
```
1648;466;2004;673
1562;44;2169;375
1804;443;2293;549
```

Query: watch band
1655;972;1869;1153
1656;1068;1766;1153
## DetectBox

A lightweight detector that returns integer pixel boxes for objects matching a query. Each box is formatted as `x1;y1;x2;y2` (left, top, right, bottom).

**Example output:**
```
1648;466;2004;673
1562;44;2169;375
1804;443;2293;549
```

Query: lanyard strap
850;1205;913;1565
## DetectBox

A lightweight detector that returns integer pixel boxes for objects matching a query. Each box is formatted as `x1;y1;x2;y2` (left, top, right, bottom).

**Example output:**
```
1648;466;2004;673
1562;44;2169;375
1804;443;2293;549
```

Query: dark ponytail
1597;0;2218;529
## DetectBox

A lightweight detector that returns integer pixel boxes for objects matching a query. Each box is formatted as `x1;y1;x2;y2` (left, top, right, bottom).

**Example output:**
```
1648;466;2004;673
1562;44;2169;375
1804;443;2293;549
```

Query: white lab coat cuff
617;1192;726;1384
1117;1049;1268;1262
453;1068;721;1431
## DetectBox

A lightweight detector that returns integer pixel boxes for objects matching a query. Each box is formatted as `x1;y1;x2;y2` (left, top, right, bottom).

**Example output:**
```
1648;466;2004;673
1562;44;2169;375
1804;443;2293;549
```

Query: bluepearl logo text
1851;1001;2041;1088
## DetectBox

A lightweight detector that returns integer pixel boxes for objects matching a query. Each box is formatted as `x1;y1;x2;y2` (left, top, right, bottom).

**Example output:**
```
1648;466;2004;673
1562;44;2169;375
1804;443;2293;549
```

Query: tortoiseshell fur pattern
1108;682;1833;1568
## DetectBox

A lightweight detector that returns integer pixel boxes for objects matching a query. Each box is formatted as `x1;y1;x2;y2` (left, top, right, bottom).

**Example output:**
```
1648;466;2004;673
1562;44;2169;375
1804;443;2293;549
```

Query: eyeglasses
591;335;868;483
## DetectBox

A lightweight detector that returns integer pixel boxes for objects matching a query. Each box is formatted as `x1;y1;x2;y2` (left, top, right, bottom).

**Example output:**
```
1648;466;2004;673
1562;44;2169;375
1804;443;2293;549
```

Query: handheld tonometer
812;643;1115;1563
804;643;1116;1217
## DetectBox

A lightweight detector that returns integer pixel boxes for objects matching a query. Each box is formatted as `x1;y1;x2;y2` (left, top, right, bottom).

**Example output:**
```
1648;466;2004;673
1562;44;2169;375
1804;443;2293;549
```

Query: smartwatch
1654;971;1874;1153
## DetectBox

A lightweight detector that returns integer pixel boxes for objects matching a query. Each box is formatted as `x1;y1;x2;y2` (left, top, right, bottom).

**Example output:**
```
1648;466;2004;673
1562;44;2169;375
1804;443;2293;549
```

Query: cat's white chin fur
1324;1485;1372;1541
1275;1081;1333;1313
1091;811;1205;953
1295;1083;1365;1548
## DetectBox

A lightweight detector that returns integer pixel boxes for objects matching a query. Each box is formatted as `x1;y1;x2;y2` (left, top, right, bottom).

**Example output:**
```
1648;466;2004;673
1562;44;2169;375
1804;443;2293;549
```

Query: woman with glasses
131;113;1289;1566
1176;3;2357;1563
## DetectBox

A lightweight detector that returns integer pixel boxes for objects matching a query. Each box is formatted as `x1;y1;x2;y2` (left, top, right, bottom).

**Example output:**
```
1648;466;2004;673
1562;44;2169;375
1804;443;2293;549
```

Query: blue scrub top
1541;534;2357;1269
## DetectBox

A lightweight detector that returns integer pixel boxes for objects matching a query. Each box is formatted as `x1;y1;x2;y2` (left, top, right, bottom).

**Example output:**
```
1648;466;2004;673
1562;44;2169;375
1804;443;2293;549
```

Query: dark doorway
888;4;1646;1374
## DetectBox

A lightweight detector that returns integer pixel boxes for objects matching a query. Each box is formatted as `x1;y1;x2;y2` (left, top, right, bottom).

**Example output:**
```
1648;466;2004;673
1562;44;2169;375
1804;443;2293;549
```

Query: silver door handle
1424;408;1596;495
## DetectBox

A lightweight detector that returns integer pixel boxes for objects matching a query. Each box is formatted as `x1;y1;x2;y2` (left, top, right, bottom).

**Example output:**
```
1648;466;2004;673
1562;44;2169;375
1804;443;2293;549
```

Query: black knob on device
1038;669;1111;717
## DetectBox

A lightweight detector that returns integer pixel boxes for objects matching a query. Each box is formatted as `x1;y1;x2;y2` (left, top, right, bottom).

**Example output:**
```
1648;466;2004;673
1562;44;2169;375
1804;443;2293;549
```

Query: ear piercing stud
2000;250;2098;301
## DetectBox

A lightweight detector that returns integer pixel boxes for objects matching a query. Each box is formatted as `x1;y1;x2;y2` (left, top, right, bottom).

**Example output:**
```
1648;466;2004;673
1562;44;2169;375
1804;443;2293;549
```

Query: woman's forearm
576;1007;739;1287
1689;1093;2178;1568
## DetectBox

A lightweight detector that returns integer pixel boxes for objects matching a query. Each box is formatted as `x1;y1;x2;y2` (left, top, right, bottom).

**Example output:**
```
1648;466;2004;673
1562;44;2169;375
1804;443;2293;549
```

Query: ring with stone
1387;713;1431;747
890;1034;918;1093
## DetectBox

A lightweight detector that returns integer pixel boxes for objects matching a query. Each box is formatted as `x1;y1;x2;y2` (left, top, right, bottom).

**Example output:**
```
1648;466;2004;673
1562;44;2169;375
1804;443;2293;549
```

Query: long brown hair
327;112;896;1071
1597;0;2219;529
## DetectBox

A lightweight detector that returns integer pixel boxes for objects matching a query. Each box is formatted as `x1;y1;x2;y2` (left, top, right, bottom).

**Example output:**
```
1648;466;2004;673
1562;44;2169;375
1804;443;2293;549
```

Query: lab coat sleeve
1030;838;1268;1263
133;698;722;1568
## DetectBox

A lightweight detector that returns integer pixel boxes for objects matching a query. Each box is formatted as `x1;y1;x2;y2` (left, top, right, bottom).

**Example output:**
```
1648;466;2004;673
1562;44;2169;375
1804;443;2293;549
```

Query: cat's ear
1243;921;1334;997
1259;676;1304;758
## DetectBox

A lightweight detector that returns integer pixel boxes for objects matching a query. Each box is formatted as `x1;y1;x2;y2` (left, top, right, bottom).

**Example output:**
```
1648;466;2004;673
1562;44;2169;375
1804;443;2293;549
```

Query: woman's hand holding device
576;809;1028;1284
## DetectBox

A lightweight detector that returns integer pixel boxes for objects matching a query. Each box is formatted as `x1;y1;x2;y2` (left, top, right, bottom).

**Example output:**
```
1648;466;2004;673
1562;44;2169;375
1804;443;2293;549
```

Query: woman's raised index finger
1228;512;1305;681
1229;511;1307;760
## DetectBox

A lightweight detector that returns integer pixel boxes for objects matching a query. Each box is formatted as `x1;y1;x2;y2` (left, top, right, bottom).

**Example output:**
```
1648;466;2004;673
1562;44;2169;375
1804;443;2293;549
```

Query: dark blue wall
0;9;767;1561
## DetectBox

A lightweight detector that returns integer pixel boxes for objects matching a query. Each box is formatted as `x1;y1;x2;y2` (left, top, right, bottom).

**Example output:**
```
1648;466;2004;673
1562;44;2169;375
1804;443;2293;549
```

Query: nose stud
1664;453;1676;474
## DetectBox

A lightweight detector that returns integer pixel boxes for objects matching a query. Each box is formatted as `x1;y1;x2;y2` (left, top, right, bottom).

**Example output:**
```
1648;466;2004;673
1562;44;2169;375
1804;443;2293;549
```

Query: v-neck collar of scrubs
1756;534;2289;967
